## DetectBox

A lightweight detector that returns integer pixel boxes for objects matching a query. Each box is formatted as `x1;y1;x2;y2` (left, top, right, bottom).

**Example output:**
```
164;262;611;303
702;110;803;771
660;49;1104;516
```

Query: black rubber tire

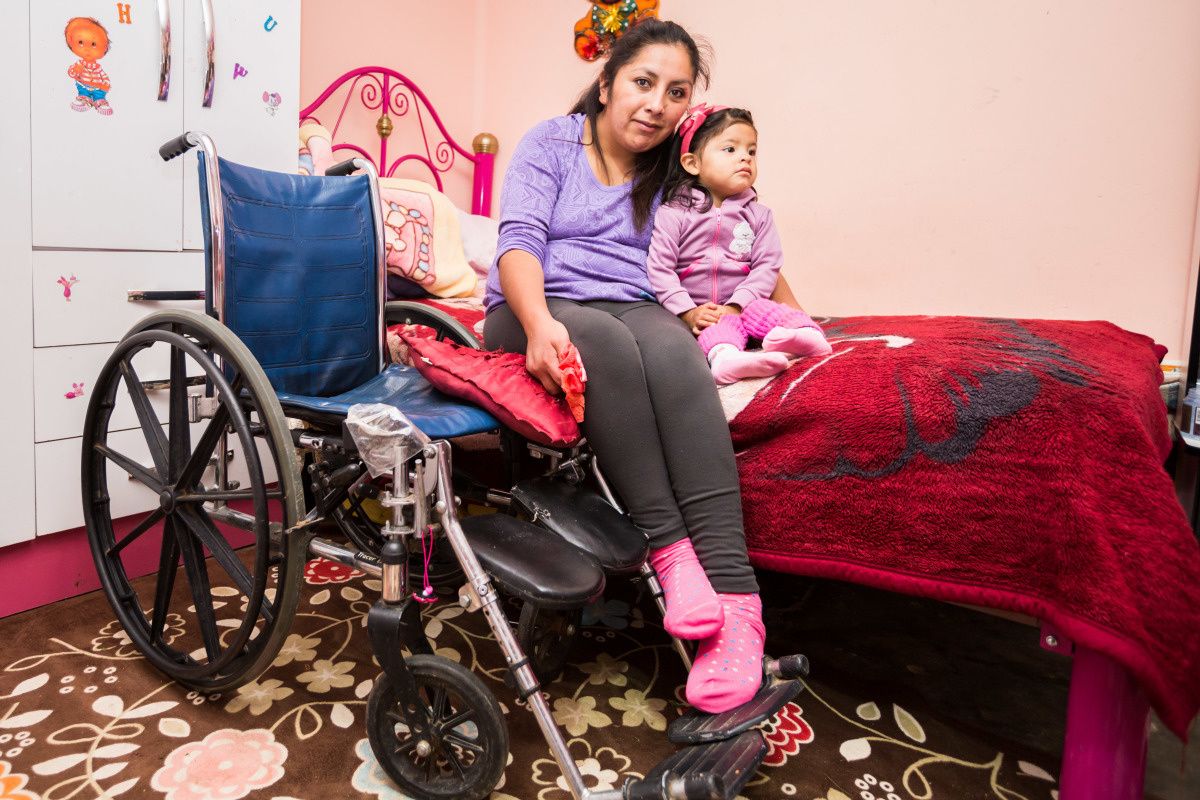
517;602;581;684
366;655;508;800
82;310;305;692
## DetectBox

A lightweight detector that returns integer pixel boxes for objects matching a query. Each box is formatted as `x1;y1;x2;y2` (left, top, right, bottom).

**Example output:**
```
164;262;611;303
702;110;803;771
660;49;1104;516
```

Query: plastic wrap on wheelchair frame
345;403;432;476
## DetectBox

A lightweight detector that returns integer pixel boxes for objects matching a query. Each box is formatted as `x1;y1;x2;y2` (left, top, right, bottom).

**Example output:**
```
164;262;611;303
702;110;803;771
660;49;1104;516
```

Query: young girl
647;104;830;384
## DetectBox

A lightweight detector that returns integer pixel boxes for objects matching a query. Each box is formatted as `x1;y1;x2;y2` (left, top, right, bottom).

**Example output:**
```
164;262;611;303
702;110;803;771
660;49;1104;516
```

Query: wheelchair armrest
384;301;482;351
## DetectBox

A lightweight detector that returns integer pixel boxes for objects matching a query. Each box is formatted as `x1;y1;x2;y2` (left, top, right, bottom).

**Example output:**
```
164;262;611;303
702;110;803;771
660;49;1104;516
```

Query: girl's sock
708;344;789;385
686;593;766;713
648;538;724;640
761;326;833;358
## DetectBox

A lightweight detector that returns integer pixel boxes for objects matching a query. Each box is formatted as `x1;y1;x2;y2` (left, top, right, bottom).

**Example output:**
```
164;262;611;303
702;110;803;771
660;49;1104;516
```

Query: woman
484;19;764;714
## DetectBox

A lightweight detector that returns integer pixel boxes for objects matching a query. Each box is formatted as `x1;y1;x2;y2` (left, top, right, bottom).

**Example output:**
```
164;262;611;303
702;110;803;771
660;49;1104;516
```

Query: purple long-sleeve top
484;114;659;311
645;187;784;315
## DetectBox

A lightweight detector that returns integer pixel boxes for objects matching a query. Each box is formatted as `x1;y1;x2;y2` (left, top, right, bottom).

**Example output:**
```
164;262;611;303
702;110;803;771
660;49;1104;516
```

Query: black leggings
484;299;758;594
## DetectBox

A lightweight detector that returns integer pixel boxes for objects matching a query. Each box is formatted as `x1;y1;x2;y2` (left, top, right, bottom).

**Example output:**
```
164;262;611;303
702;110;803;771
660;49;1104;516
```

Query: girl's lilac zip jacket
645;187;785;315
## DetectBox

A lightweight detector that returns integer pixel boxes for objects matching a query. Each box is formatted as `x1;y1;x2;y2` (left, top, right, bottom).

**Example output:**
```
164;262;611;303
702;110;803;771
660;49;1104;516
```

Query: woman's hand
681;303;724;334
525;318;572;394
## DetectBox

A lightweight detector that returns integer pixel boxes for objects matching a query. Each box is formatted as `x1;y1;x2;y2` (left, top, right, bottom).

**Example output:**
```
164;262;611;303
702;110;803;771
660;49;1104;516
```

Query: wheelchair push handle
324;158;363;177
159;132;196;162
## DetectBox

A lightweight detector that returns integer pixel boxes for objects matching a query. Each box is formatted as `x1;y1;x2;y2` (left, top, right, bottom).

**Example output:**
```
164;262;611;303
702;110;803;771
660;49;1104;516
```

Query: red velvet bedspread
733;315;1200;738
399;303;1200;738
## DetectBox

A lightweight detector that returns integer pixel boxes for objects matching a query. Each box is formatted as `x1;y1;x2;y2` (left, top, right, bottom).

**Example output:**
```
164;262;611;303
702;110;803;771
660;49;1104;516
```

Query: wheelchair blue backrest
198;154;381;398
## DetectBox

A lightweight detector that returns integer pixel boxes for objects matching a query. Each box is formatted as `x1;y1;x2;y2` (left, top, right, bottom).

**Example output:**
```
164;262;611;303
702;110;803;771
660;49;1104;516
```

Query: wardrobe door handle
201;0;215;108
156;0;171;101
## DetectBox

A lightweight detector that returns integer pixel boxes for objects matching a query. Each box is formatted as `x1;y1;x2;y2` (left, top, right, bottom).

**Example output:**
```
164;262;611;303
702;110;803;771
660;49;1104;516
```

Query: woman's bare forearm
498;249;554;333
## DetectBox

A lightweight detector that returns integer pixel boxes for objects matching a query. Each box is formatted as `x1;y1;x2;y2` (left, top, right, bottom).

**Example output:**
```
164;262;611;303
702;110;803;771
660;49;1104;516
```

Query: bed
301;67;1200;800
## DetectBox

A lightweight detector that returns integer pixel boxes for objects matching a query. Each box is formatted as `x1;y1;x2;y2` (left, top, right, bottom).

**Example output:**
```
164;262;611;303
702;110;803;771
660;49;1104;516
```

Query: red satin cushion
401;332;582;448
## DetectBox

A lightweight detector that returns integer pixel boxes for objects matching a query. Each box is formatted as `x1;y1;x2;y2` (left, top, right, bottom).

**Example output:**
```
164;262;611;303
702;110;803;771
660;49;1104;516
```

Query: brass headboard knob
472;132;498;155
376;114;393;139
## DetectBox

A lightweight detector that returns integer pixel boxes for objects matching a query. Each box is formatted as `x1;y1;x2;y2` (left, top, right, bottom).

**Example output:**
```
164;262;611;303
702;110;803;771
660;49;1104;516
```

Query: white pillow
456;210;500;280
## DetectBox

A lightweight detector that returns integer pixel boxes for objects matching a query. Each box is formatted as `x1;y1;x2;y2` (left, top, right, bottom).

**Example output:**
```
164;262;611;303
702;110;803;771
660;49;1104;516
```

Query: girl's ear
598;77;609;106
680;152;701;176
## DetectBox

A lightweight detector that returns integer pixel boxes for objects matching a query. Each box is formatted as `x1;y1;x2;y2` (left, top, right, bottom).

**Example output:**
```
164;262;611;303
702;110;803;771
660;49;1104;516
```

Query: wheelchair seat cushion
401;333;582;448
276;363;499;439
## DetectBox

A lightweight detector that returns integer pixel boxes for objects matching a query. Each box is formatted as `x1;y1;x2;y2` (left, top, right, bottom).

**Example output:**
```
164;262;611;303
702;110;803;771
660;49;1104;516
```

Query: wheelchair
81;131;810;800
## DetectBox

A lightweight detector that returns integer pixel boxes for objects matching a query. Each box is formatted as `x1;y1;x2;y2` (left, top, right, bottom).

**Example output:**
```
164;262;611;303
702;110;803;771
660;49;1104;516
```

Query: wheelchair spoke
118;359;169;477
442;744;468;781
175;382;239;492
175;507;273;625
392;737;417;758
150;518;181;644
95;443;162;491
439;707;474;734
442;732;484;756
107;508;165;557
429;686;448;725
167;347;192;483
173;517;223;662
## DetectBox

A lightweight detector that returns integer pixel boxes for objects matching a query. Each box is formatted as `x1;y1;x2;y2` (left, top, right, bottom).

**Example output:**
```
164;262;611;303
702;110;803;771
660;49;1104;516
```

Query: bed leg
1058;644;1149;800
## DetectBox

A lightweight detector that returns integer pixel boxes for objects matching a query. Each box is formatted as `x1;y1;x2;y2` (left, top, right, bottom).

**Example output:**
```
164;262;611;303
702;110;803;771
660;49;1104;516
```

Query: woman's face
599;43;695;156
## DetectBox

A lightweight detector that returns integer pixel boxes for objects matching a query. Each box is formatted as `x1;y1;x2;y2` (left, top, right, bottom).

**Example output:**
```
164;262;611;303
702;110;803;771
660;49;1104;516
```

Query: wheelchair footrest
511;477;648;574
667;679;805;745
459;514;605;610
624;730;766;800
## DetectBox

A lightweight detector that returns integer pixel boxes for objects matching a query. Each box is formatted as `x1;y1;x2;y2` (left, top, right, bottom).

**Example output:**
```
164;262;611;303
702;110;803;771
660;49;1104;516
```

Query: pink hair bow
677;102;729;154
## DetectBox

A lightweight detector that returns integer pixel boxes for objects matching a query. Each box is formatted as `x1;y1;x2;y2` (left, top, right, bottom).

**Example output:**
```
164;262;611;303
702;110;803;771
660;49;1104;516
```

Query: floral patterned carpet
0;555;1194;800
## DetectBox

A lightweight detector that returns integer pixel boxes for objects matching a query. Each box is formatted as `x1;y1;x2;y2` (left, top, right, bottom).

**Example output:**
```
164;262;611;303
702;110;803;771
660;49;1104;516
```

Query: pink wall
302;1;1200;361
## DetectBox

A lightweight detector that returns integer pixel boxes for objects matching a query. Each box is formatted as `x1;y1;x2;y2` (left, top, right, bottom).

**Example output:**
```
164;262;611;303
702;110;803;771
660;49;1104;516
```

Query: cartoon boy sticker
65;17;113;116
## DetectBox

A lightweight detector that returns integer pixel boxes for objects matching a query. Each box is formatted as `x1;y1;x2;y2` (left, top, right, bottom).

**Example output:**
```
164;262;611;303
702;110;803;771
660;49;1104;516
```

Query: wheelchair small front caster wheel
517;603;581;684
367;655;508;800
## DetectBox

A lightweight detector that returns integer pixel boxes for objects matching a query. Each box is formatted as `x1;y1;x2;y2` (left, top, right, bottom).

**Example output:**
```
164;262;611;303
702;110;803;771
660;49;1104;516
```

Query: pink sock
708;344;789;386
761;326;833;357
648;539;724;640
686;593;765;714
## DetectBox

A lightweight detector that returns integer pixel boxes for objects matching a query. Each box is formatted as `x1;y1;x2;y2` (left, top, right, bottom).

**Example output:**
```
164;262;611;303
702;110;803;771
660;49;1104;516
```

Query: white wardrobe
4;1;299;553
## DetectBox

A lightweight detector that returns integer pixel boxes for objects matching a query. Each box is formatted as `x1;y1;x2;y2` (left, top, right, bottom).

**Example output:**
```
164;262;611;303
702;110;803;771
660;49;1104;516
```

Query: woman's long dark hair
569;19;710;231
660;108;756;212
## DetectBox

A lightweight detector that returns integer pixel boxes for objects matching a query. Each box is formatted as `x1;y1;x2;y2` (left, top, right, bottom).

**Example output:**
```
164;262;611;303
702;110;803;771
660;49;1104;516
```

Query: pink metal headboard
300;66;497;216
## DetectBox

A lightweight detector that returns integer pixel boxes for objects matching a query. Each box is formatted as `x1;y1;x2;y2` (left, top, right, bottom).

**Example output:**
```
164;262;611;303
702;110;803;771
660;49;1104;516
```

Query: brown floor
0;557;1195;800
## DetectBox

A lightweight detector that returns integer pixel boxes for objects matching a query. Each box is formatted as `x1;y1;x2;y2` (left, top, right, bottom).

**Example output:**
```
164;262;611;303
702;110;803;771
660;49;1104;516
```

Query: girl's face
598;43;695;158
68;23;109;60
683;122;758;204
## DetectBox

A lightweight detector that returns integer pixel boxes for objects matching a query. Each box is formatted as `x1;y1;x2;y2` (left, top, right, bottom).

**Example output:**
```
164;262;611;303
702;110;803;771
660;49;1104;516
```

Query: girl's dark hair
569;18;710;231
661;108;756;212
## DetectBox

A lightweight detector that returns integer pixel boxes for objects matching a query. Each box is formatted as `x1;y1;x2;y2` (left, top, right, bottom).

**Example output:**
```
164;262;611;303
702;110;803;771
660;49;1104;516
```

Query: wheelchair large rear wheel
367;655;508;800
82;310;306;692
